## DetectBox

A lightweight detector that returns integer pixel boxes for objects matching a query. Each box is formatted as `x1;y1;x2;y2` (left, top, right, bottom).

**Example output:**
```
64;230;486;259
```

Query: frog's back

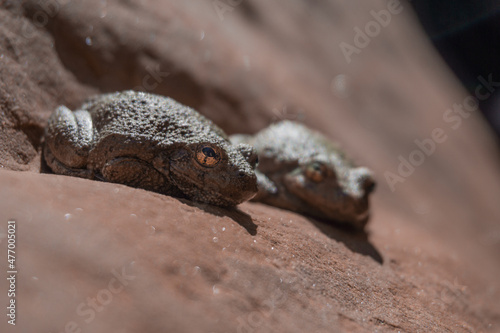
254;121;343;164
82;91;226;146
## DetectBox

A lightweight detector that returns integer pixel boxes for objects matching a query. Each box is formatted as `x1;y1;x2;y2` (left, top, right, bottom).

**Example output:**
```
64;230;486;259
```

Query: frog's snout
235;168;258;192
350;167;376;197
236;143;259;169
360;173;376;195
219;168;258;205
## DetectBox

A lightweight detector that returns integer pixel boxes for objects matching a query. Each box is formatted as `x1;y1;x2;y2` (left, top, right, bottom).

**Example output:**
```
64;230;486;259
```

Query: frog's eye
196;146;222;167
305;162;329;183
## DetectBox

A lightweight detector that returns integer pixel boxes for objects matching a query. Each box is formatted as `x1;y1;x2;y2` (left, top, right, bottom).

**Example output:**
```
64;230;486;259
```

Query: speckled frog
43;90;258;206
230;121;375;229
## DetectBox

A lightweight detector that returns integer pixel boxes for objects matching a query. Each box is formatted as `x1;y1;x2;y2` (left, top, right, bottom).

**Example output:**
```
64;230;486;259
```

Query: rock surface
1;0;500;332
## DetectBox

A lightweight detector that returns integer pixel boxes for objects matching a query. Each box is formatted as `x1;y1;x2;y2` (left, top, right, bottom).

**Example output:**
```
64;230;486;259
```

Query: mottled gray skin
44;91;258;206
230;121;375;229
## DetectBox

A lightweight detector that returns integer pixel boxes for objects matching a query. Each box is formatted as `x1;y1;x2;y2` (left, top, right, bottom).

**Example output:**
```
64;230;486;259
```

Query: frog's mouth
284;172;371;228
304;191;371;226
301;191;370;228
169;167;256;206
170;171;235;206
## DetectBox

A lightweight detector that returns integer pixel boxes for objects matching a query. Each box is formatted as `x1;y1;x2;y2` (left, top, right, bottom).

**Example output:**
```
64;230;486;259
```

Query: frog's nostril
362;175;376;194
237;144;259;167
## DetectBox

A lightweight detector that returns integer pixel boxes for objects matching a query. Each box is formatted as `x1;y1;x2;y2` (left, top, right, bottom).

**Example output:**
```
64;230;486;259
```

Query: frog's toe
44;106;94;169
43;144;93;179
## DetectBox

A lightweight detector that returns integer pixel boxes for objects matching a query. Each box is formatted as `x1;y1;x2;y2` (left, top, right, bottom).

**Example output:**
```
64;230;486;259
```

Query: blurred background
411;0;500;138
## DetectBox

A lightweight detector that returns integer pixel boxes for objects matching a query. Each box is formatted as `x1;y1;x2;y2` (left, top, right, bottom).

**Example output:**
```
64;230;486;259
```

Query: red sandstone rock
1;0;500;332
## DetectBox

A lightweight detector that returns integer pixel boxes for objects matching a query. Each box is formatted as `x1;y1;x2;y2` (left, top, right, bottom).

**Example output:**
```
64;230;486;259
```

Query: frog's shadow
41;153;258;235
178;199;258;236
40;150;52;173
308;218;383;264
42;153;377;260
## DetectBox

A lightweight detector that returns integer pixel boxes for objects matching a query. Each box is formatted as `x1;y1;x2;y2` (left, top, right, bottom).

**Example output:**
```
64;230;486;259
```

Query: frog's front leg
252;170;278;201
44;106;94;178
101;157;179;195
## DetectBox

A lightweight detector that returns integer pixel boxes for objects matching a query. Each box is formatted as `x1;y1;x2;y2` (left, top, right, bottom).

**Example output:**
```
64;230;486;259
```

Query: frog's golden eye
196;146;221;167
305;162;329;183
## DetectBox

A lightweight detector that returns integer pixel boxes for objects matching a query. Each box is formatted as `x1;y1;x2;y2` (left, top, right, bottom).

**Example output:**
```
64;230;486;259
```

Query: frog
230;121;376;229
43;90;258;207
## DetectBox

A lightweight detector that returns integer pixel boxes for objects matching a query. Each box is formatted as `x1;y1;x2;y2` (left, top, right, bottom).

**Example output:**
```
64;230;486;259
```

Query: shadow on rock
308;218;383;264
41;149;257;236
39;145;52;174
179;199;258;236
